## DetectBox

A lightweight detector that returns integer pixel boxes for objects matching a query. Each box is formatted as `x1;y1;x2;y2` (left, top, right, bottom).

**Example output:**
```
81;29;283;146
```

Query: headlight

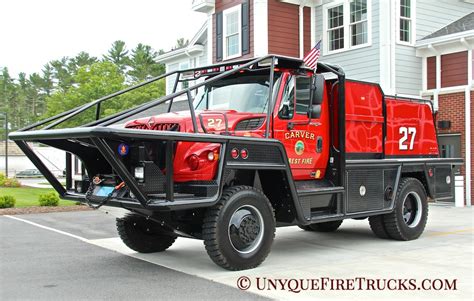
134;166;144;180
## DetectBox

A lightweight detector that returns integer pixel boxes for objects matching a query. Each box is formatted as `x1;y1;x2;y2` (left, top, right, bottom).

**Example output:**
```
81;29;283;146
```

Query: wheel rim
402;191;422;228
228;205;264;255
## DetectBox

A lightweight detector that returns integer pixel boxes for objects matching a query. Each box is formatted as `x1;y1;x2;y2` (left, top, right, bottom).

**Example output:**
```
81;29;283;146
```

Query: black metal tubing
98;55;285;130
21;55;304;133
186;90;198;133
10;125;311;219
167;72;181;113
15;140;67;196
95;102;101;121
18;105;87;132
65;152;72;190
23;55;301;136
165;141;174;202
43;70;180;130
265;59;276;138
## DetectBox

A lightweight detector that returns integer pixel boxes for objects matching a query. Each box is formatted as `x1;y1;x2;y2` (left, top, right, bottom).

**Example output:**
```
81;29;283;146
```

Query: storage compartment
344;81;384;155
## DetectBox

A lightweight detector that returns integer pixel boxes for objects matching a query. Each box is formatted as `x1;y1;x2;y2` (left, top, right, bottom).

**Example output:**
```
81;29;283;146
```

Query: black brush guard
8;55;304;211
11;126;289;211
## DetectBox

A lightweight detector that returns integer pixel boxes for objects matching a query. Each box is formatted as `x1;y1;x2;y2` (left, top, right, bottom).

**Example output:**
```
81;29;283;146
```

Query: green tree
45;61;125;127
175;38;189;49
103;40;130;73
50;57;74;92
28;72;46;118
68;51;98;74
0;68;20;130
128;43;164;82
41;64;54;96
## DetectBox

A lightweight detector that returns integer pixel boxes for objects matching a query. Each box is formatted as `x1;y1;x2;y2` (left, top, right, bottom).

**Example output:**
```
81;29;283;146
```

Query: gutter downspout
299;4;304;58
465;47;472;207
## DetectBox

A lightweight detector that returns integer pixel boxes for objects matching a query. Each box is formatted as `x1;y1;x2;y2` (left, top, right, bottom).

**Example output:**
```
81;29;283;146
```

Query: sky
0;0;207;77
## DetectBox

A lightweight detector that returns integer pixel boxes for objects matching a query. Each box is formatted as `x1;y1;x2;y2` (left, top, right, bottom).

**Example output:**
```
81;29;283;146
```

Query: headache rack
8;55;319;211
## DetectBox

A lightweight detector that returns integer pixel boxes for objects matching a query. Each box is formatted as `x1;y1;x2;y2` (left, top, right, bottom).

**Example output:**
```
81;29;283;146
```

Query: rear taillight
230;148;249;159
231;148;239;159
240;148;248;159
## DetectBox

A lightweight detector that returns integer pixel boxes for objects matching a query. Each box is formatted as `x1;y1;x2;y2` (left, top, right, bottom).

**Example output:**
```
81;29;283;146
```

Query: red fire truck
10;55;461;270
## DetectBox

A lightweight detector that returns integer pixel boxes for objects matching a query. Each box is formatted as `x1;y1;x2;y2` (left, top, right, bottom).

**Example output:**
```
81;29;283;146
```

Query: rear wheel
203;186;275;271
116;213;177;253
299;220;343;232
382;178;428;241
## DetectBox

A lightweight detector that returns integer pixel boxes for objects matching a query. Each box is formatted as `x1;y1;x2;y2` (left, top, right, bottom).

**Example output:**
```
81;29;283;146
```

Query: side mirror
279;104;292;119
308;105;321;119
311;74;325;105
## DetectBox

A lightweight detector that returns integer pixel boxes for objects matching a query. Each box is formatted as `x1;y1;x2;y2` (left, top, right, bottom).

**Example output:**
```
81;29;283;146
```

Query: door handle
316;136;323;153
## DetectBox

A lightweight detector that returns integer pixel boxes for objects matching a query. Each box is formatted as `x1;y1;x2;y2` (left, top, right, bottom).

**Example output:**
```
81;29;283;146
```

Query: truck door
273;74;329;180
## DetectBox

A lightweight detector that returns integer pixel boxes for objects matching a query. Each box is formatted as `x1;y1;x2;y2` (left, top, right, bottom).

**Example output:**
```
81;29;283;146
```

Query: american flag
303;40;321;70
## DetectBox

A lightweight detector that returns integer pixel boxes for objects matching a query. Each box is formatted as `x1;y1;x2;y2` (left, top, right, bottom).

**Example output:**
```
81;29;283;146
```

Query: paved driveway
1;204;472;300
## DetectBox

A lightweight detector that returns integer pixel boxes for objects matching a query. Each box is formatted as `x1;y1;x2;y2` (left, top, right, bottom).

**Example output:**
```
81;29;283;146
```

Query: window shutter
241;1;250;55
216;12;223;62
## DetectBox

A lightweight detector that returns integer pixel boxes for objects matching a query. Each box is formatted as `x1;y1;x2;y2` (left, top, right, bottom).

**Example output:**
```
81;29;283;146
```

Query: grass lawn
0;187;77;208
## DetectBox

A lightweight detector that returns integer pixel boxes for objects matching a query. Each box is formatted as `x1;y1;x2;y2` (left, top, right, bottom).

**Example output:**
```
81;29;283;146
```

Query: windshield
194;73;281;113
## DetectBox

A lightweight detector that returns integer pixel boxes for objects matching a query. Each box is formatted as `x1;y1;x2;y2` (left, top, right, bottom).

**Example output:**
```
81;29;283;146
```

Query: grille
151;123;180;131
126;123;180;131
235;118;265;131
126;124;148;130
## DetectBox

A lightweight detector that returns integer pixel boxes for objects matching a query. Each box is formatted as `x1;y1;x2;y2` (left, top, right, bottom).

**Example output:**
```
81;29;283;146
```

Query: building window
324;0;371;54
179;61;190;90
399;0;412;43
328;5;344;51
350;0;368;46
438;134;461;174
223;6;241;59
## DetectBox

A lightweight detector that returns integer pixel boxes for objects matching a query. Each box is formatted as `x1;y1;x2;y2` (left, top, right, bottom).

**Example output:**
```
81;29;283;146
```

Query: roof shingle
422;12;474;40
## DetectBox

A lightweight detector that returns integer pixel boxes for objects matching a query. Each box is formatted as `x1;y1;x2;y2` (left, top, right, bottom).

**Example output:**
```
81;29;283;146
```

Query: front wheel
116;213;177;253
203;186;275;271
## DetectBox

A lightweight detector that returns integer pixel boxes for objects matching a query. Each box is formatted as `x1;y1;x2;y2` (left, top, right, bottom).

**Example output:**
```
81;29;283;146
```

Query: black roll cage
9;54;347;221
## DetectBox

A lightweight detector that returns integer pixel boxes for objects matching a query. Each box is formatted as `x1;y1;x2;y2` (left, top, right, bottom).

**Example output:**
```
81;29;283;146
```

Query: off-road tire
203;186;276;271
383;178;429;241
299;220;343;232
117;213;177;253
368;215;390;239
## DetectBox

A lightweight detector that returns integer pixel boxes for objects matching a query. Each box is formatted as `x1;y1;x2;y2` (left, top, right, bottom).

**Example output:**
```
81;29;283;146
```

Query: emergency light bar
181;64;244;80
181;58;281;81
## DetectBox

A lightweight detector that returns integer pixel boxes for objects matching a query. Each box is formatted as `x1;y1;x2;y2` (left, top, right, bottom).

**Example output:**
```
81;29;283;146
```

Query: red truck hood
124;110;266;134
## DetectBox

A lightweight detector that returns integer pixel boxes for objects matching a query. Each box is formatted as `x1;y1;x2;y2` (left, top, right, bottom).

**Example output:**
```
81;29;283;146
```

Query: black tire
368;215;390;239
116;213;177;253
383;178;429;241
203;186;275;271
299;220;343;232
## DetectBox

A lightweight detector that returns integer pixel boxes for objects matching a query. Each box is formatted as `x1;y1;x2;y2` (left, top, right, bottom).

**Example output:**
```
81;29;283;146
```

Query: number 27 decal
399;127;416;150
207;118;223;128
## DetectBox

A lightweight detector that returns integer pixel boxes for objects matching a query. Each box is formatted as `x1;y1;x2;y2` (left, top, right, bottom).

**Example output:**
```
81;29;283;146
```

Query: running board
296;184;345;221
297;186;345;196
